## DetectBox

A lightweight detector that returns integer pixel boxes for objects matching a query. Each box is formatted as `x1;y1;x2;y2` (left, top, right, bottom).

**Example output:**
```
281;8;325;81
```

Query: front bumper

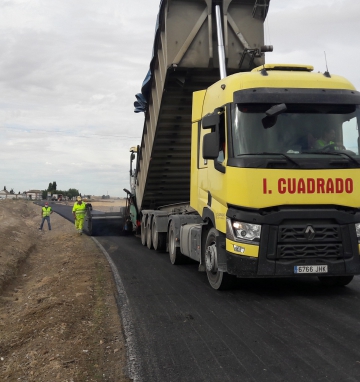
218;250;360;277
218;205;360;278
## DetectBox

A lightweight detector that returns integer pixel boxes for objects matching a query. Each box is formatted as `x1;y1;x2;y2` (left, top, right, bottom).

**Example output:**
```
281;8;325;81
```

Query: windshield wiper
262;152;301;168
238;152;301;168
302;151;360;167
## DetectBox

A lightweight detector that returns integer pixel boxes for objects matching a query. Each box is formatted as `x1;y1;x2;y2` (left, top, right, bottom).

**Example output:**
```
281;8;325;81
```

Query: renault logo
304;226;315;240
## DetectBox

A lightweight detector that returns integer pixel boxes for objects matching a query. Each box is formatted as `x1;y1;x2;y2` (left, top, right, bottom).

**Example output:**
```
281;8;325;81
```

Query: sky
0;0;359;197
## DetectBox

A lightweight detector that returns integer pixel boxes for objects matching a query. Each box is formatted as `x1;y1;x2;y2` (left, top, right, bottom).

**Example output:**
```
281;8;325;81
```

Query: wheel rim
147;224;151;244
169;229;176;262
146;220;153;249
205;243;217;272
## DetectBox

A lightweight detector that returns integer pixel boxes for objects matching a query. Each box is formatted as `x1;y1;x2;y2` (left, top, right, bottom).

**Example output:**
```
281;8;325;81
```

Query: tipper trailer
132;0;360;289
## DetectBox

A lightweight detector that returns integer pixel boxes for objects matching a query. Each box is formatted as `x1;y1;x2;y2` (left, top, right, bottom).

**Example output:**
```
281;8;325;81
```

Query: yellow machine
128;1;360;289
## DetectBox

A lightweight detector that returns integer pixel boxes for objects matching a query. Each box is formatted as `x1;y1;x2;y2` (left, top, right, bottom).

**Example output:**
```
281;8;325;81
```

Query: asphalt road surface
47;202;360;382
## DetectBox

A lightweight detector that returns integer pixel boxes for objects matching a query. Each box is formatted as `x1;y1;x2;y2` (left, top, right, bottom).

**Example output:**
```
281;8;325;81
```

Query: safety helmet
77;196;82;201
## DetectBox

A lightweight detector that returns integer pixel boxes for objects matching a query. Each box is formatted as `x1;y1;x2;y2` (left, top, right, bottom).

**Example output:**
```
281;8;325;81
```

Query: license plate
294;265;328;274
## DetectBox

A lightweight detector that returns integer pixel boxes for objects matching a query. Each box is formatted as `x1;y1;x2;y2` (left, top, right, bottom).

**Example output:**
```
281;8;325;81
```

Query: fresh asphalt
46;202;360;382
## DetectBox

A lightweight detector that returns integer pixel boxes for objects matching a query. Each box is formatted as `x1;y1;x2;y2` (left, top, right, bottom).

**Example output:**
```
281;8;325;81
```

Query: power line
0;125;141;140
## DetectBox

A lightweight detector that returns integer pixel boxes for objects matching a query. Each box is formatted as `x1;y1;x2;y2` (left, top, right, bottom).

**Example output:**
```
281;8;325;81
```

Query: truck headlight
226;218;261;244
355;223;360;242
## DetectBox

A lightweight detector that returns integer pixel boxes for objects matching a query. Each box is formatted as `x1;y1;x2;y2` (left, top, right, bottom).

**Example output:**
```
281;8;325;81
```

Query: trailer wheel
146;218;153;249
318;275;354;287
169;221;185;264
140;216;147;246
205;228;236;290
152;220;166;251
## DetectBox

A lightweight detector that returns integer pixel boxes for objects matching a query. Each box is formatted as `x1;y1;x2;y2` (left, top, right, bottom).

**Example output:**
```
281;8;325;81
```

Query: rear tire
318;275;354;287
152;220;166;251
168;221;185;264
146;218;153;249
140;216;147;246
205;228;236;290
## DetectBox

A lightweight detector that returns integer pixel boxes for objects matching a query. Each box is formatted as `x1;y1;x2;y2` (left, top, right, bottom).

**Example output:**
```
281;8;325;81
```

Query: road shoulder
0;200;130;381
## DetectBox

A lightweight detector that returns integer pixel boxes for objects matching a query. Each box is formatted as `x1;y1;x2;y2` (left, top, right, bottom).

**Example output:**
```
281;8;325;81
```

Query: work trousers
40;216;51;230
75;216;85;232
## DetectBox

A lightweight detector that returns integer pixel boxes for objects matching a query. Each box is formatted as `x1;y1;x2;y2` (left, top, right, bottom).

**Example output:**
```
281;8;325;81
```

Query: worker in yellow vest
72;196;87;235
39;202;53;231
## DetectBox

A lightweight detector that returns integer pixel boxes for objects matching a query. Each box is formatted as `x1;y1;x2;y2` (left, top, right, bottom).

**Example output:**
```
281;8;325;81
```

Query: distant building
0;189;10;199
26;190;42;200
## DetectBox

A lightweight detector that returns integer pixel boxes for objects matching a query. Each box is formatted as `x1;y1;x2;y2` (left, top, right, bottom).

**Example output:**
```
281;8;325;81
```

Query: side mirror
202;109;222;159
202;113;220;129
203;132;219;159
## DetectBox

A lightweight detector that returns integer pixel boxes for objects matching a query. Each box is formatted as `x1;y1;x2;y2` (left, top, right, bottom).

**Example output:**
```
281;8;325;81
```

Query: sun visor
234;88;360;105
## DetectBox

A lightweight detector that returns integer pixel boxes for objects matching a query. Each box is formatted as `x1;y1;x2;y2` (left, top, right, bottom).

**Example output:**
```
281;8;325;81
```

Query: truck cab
191;64;360;288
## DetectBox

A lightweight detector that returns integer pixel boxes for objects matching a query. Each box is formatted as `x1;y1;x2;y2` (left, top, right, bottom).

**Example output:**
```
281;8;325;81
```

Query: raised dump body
135;0;270;211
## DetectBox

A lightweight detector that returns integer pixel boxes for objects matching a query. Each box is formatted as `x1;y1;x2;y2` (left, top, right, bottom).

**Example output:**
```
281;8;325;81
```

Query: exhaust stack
215;5;227;80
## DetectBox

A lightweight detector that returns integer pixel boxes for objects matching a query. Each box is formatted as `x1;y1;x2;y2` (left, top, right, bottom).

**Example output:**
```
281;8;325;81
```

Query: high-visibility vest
316;139;335;148
42;206;52;217
72;202;86;217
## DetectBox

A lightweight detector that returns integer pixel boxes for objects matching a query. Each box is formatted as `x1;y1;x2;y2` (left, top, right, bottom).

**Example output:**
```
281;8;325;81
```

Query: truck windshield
230;103;360;156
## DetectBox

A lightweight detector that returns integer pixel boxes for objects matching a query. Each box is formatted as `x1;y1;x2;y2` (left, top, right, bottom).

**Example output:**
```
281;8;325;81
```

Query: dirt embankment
0;200;130;381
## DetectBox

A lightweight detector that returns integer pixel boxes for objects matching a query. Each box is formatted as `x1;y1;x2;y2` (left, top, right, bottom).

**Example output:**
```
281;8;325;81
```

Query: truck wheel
152;220;166;251
140;216;147;246
318;275;354;287
169;221;185;264
146;218;153;249
205;228;236;290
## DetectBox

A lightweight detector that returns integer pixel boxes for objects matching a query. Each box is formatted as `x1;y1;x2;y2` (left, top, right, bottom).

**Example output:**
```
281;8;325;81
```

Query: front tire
318;275;354;287
205;228;236;290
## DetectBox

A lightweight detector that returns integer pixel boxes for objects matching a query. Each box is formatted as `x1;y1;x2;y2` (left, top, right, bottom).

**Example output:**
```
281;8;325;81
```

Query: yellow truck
126;0;360;289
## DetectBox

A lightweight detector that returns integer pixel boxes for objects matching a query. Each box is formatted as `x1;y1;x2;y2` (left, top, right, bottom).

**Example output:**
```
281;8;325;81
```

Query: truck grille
279;225;340;242
273;223;344;260
277;244;342;259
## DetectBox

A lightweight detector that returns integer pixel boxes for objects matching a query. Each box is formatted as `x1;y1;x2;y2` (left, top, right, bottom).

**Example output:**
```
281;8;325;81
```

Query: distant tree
3;186;6;191
52;181;57;191
10;188;14;194
47;183;52;191
67;188;79;199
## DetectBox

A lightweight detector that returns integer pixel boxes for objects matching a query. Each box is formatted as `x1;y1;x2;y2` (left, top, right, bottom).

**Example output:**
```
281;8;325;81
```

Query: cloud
0;0;358;196
266;0;360;89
